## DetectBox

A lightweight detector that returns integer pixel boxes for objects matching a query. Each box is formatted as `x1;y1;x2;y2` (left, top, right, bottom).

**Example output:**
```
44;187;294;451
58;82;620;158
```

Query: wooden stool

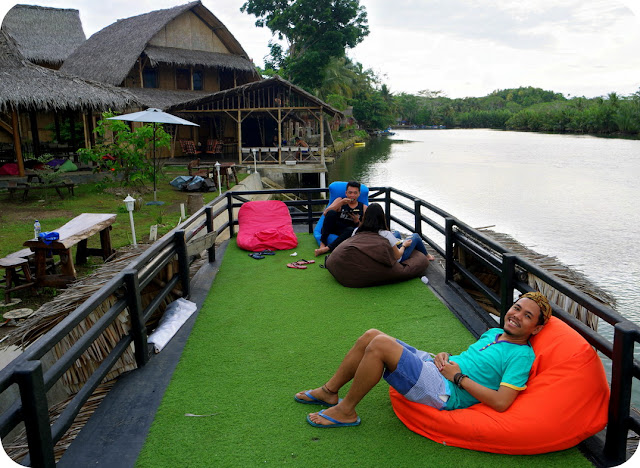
0;256;36;304
219;163;238;189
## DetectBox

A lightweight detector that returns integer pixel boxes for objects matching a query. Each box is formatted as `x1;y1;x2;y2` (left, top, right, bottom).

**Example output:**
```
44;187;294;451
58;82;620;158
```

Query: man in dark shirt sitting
315;181;367;257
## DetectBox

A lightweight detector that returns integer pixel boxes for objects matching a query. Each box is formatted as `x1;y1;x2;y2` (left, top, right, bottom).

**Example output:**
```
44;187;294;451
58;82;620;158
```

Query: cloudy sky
1;0;639;99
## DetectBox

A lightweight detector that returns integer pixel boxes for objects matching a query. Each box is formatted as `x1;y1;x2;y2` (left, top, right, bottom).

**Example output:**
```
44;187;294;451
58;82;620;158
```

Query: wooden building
170;75;342;166
60;0;260;156
0;29;138;176
0;4;100;165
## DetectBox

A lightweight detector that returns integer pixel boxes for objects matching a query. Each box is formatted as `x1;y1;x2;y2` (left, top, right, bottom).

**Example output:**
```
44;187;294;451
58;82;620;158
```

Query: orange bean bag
389;316;610;454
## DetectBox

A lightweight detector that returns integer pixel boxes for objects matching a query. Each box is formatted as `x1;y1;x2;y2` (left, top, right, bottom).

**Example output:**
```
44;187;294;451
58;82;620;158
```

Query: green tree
78;112;170;187
352;91;394;130
241;0;369;91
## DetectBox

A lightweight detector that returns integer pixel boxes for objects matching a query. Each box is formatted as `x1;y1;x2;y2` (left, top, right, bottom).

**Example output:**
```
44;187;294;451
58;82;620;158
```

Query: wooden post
319;108;326;188
237;109;242;164
29;110;40;157
11;108;25;177
277;107;282;164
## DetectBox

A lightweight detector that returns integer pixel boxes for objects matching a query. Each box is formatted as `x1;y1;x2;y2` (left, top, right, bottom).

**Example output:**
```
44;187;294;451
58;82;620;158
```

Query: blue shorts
383;340;451;410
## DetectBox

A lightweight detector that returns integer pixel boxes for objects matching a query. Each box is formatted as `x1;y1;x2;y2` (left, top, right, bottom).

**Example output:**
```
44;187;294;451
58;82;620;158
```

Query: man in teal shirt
295;292;551;427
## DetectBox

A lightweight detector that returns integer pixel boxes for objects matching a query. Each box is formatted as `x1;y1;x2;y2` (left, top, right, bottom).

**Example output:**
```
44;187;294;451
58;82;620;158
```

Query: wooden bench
7;181;76;201
0;252;36;304
23;213;116;288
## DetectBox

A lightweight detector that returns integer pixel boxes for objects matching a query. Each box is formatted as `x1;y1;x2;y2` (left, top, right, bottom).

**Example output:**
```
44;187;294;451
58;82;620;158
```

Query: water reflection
327;129;640;406
328;138;395;182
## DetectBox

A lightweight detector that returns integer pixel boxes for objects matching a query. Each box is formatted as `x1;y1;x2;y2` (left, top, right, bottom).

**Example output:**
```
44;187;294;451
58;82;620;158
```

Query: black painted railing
0;185;637;466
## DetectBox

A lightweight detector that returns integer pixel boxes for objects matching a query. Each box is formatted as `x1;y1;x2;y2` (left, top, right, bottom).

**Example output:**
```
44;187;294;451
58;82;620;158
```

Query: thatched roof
169;75;344;117
0;29;139;112
60;1;257;86
1;4;86;66
144;45;255;72
124;87;212;110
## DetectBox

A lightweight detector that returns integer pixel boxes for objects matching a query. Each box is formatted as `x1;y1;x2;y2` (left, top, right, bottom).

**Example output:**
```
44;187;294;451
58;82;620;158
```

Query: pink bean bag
389;316;609;454
236;200;298;252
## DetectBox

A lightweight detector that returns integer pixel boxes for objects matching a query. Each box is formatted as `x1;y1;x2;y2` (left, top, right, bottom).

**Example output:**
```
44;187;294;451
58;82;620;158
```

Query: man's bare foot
427;254;435;261
295;386;339;406
314;246;330;257
307;404;359;426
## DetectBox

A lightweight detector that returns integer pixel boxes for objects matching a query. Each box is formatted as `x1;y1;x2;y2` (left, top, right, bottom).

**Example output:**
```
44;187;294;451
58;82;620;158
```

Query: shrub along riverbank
393;87;640;137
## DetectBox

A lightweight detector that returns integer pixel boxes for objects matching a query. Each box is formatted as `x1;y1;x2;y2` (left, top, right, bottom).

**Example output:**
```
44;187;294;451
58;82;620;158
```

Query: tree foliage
392;86;640;136
78;112;171;186
241;0;368;90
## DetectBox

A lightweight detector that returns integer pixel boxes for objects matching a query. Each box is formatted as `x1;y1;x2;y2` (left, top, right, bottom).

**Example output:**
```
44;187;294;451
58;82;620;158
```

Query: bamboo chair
204;139;223;155
179;140;201;157
187;159;209;177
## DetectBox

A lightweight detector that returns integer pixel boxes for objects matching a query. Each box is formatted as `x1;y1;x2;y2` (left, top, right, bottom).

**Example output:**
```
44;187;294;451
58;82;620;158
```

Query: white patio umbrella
107;108;199;204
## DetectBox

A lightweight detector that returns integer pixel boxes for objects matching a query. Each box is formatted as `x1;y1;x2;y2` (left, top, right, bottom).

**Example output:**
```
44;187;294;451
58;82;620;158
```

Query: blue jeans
393;231;428;262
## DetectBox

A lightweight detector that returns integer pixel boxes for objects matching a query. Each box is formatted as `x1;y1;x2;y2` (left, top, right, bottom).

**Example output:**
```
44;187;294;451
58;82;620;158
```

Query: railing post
226;192;235;239
175;230;190;298
384;188;392;228
307;191;314;233
604;321;636;464
444;217;455;283
499;253;516;328
123;270;149;367
15;361;55;468
205;206;215;263
414;199;422;236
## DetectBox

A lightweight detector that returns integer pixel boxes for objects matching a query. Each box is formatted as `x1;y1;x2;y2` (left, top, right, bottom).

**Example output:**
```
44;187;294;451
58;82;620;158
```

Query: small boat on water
371;127;395;136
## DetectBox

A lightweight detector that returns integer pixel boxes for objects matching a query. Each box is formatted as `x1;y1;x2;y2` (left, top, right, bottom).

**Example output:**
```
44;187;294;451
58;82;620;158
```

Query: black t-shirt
339;201;364;225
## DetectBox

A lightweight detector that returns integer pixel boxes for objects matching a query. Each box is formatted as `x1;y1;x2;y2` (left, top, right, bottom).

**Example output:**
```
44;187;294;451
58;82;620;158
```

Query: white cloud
1;0;638;98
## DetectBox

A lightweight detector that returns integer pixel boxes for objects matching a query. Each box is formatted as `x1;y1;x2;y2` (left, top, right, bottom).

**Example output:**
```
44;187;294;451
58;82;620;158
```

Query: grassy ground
136;234;591;468
0;166;245;315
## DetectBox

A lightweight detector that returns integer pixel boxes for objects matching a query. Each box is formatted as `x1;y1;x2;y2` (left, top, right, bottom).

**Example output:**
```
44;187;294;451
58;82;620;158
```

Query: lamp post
123;194;137;246
215;161;221;195
252;149;257;174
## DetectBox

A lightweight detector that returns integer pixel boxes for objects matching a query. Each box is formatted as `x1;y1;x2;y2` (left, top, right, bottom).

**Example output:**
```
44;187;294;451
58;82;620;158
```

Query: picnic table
23;213;116;287
7;180;75;201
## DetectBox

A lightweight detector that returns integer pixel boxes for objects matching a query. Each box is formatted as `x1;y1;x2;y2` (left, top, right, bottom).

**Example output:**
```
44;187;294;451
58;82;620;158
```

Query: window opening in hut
193;70;203;90
176;68;190;90
143;68;158;88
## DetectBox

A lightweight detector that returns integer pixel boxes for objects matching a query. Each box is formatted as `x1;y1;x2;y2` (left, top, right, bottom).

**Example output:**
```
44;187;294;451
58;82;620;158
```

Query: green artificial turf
136;234;591;467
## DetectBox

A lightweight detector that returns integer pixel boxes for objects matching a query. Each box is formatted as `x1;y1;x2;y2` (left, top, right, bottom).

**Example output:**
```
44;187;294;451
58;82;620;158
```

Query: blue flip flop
306;409;361;428
294;391;341;407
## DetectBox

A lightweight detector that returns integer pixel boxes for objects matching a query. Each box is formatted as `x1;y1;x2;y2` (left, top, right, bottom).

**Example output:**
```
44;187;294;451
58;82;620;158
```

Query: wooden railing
0;186;636;466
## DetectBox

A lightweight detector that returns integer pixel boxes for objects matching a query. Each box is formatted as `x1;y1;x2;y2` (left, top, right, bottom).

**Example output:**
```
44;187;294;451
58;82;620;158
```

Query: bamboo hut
59;1;260;157
1;4;86;70
169;75;342;174
0;29;139;175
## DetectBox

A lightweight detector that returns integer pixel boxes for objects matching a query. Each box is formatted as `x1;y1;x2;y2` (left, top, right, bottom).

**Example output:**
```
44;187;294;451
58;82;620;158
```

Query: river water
327;128;640;402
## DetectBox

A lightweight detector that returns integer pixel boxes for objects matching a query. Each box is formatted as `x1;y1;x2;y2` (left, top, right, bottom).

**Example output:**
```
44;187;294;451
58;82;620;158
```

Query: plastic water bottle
34;220;41;239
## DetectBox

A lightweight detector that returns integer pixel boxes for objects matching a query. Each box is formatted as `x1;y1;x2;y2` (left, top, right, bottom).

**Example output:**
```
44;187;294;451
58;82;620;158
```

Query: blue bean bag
313;181;369;246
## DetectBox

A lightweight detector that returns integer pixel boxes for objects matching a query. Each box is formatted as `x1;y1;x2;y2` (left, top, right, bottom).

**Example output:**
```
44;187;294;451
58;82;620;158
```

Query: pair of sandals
286;259;315;269
248;249;275;260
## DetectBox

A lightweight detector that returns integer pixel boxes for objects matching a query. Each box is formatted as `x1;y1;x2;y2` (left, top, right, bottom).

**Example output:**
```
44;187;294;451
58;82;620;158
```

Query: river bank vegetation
394;87;640;136
242;0;639;137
